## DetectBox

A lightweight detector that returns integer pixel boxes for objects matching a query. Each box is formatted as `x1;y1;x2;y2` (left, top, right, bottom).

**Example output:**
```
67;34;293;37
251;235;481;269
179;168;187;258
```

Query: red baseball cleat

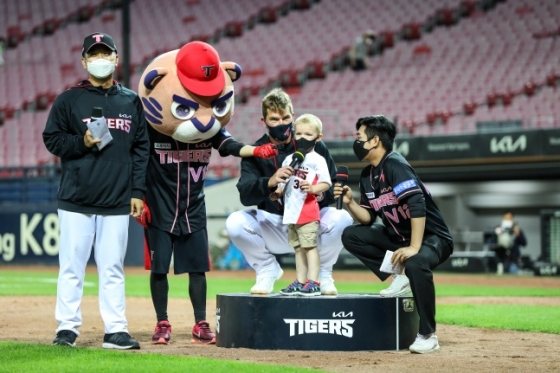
191;320;216;344
152;320;172;344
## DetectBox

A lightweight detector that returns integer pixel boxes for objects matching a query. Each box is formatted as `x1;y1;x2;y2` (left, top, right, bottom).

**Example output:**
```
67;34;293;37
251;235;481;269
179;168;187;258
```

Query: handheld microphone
89;107;104;152
335;166;349;210
91;107;103;121
289;151;306;169
88;107;113;151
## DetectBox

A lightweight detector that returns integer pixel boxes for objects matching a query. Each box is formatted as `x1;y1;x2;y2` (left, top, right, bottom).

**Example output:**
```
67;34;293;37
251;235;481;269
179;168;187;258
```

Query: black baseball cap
82;32;117;57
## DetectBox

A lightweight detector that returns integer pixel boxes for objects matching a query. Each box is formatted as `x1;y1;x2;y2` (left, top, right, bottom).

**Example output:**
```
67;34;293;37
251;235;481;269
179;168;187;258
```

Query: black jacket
43;80;150;215
237;133;337;216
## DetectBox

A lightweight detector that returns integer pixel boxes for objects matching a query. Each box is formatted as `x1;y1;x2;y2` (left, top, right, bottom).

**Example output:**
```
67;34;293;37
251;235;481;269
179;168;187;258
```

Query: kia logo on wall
394;141;409;157
490;135;527;153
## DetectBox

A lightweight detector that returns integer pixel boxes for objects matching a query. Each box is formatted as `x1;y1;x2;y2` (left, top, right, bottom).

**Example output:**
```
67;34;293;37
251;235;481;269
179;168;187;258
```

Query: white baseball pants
55;209;130;335
225;207;353;278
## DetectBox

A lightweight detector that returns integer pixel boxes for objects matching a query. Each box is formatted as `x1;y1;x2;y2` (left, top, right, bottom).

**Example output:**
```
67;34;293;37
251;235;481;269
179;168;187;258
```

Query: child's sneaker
280;279;304;296
191;320;216;344
300;280;321;297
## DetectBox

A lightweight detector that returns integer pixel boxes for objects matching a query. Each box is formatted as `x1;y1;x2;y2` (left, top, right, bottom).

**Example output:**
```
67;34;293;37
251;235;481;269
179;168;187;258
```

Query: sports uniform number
293;180;303;190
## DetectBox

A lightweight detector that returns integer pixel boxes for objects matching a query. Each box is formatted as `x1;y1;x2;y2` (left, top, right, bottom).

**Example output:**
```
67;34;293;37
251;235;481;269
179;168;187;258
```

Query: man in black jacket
225;88;353;295
43;32;149;350
335;115;453;354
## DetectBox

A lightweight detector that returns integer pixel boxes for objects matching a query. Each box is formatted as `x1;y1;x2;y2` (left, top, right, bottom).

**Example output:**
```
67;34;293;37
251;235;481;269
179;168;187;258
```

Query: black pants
341;224;453;335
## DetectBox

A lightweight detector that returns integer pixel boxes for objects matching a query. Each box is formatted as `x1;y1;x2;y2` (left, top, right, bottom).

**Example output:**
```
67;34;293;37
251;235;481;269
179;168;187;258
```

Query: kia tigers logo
201;65;215;77
92;34;104;43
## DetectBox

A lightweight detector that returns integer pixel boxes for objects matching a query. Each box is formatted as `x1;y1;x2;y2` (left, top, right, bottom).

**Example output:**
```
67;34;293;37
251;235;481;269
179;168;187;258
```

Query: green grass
2;271;559;298
438;304;560;333
1;269;559;373
335;282;560;297
0;343;319;373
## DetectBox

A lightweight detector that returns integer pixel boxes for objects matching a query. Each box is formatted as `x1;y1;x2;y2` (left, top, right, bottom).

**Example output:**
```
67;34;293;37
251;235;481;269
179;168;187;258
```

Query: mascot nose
191;117;216;133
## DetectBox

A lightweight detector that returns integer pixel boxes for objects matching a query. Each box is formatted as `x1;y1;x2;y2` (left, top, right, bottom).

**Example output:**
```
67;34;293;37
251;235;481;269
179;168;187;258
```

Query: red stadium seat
225;21;244;37
524;82;537;96
463;101;476;116
308;61;326;79
487;93;498;108
6;26;24;48
502;91;514;106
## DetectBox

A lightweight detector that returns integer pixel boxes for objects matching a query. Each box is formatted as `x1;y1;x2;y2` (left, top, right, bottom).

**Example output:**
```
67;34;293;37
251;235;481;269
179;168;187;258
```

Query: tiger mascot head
138;41;241;143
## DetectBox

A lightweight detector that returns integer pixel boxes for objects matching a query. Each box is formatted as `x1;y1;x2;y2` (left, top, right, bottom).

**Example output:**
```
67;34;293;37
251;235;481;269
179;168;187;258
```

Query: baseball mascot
136;41;277;345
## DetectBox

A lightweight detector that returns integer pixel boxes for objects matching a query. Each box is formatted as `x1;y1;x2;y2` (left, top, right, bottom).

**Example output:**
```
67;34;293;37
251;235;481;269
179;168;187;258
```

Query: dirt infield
2;267;560;373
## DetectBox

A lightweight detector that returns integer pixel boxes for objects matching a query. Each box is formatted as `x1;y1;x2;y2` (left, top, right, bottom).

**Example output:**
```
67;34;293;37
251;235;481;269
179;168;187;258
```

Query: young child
272;114;332;296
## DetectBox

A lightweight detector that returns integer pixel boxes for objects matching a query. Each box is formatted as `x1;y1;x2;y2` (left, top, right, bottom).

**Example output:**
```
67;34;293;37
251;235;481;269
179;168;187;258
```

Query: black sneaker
102;332;140;350
53;330;77;347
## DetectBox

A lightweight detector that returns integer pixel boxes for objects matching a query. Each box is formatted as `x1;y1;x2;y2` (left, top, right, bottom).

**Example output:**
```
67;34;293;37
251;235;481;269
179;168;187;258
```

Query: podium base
216;293;419;351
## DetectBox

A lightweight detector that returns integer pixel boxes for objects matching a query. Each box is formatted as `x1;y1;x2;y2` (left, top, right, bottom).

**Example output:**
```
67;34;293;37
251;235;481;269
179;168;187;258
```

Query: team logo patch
366;192;375;199
393;179;418;196
403;299;415;312
154;143;172;149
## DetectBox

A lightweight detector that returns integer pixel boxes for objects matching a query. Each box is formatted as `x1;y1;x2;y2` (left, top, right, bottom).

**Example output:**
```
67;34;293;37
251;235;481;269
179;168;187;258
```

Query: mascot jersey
137;41;252;235
146;125;244;235
280;151;331;225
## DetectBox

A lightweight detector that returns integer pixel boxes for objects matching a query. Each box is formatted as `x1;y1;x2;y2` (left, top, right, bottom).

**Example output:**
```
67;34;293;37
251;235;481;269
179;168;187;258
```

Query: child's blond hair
294;113;322;135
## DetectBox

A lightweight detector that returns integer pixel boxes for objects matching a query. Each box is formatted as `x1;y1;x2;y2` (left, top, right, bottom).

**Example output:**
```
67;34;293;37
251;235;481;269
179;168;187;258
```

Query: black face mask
267;122;293;142
353;139;373;161
295;137;317;153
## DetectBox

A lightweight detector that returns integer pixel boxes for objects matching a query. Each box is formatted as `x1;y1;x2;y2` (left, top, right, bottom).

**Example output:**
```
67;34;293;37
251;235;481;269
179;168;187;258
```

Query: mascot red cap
175;41;225;97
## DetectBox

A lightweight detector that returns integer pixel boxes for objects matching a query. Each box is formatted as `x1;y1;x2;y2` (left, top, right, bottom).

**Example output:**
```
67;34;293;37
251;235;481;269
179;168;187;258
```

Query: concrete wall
429;180;560;260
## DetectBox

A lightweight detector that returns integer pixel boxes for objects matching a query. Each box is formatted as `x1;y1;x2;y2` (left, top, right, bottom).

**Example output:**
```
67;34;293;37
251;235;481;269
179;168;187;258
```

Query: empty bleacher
1;0;559;173
263;0;560;137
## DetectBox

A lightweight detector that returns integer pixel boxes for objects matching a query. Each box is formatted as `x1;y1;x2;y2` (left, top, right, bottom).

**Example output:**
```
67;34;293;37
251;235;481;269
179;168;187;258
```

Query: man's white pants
225;207;353;279
55;210;130;335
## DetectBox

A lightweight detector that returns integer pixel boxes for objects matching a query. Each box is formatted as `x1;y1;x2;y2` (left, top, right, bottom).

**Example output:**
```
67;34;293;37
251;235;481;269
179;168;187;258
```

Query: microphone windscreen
92;107;103;118
336;166;349;182
293;151;305;163
290;151;306;168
